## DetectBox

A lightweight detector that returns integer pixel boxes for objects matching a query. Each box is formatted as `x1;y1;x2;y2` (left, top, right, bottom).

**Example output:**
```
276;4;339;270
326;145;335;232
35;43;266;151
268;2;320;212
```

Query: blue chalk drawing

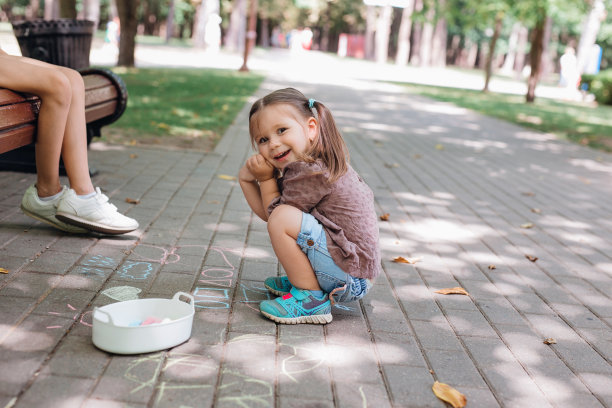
83;254;115;268
193;287;230;309
118;261;153;280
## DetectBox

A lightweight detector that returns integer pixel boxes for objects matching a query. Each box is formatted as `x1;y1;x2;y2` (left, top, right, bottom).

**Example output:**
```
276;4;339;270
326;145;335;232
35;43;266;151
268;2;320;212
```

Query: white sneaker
56;187;139;235
20;184;88;233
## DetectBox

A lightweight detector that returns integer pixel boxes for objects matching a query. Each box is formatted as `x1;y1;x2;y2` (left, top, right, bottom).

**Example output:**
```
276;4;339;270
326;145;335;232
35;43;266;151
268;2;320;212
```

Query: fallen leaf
207;200;221;204
525;254;538;262
432;381;466;408
384;162;400;168
435;287;469;296
129;153;138;159
413;154;422;159
435;144;445;150
531;208;541;214
543;338;557;345
488;264;496;270
129;140;137;146
522;192;535;197
218;174;237;181
380;213;390;221
392;256;422;264
0;268;9;274
520;222;534;229
125;198;140;204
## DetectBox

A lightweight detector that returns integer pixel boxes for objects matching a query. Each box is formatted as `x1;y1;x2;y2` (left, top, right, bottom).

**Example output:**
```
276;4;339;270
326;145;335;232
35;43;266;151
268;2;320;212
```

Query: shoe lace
94;188;118;211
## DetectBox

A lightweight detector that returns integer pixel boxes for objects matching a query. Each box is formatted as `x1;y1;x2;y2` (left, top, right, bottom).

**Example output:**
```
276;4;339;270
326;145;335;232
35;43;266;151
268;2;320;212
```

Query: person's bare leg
267;205;321;291
55;67;94;195
0;54;93;196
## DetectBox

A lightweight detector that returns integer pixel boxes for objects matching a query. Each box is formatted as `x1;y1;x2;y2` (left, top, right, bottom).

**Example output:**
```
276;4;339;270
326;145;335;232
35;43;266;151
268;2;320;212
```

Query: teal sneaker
260;287;332;324
264;276;292;296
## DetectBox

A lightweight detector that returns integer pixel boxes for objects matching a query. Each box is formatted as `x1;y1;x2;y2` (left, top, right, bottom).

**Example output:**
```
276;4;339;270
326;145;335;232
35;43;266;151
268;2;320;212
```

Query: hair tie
308;98;316;109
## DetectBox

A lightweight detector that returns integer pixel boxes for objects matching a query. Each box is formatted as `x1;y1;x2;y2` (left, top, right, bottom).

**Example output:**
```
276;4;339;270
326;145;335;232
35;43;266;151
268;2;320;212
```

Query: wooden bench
0;68;127;172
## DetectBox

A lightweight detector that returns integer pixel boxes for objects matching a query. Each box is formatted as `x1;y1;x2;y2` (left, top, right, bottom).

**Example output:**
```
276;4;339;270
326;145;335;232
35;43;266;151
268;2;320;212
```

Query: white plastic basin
92;291;195;354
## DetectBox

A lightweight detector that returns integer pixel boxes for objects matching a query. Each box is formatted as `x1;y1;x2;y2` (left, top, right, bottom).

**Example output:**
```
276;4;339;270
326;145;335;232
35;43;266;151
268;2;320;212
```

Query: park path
0;70;611;407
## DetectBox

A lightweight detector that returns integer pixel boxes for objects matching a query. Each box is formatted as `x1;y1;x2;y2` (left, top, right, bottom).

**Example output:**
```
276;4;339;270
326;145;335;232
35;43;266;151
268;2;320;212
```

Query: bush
581;69;612;105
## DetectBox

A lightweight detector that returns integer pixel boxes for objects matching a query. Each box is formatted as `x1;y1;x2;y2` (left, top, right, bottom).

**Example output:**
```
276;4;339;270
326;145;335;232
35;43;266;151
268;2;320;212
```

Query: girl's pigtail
312;103;349;183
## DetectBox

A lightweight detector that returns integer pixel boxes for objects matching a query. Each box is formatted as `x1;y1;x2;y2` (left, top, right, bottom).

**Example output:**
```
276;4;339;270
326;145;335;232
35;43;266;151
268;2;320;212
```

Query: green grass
104;67;264;150
401;84;612;152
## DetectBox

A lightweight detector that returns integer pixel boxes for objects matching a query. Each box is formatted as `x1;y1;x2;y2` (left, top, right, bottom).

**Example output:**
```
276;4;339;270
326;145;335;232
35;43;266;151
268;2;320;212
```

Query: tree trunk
45;0;59;19
225;0;247;53
540;16;553;77
418;5;435;66
526;16;546;103
483;14;503;92
501;22;521;74
514;24;528;79
82;0;100;30
365;5;377;60
409;0;423;65
193;0;207;47
25;0;40;19
576;0;606;74
116;0;140;67
375;4;393;64
166;0;175;42
431;4;446;67
395;1;414;66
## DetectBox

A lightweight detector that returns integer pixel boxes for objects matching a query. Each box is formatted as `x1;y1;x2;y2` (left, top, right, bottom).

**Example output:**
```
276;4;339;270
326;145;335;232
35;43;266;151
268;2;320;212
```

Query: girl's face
251;104;317;170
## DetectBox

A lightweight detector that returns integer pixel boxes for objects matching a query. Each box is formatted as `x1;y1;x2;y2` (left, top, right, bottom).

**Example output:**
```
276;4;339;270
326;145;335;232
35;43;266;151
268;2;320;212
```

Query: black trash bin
12;19;94;70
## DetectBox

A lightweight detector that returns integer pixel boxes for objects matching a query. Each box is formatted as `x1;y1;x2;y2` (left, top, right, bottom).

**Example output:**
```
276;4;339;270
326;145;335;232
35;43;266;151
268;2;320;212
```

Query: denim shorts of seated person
297;212;371;303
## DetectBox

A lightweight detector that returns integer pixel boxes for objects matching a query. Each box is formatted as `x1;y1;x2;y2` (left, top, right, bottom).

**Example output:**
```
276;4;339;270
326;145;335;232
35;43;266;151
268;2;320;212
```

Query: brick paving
0;75;611;408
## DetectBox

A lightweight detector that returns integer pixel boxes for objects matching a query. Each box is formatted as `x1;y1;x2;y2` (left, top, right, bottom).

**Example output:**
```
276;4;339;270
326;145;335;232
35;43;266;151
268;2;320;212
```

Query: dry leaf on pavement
392;256;422;264
0;268;9;274
520;222;534;229
543;338;557;344
432;381;467;408
488;264;496;270
380;213;390;221
218;174;237;181
125;198;140;204
525;254;538;262
531;208;542;214
435;287;469;296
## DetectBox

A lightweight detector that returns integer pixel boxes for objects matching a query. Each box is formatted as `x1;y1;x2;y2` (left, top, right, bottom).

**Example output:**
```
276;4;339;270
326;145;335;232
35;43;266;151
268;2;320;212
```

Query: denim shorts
297;212;370;303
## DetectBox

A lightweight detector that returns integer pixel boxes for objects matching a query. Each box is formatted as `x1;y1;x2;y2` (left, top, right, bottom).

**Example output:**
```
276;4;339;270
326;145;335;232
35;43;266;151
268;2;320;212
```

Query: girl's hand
239;162;256;183
246;154;275;182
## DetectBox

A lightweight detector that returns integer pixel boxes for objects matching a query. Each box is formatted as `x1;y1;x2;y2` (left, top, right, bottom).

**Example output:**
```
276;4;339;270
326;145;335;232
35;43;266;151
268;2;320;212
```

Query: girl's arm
239;163;268;221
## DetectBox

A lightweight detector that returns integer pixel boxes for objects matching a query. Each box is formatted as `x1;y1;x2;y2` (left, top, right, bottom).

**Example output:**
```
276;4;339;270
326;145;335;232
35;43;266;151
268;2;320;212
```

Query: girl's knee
268;205;302;237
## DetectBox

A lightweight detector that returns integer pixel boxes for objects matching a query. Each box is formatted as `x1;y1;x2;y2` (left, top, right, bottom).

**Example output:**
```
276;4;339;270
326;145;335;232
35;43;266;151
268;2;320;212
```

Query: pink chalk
141;316;162;325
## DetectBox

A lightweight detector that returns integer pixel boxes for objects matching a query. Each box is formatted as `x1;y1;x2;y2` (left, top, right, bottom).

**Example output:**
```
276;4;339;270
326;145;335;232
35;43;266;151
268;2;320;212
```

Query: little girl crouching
238;88;380;324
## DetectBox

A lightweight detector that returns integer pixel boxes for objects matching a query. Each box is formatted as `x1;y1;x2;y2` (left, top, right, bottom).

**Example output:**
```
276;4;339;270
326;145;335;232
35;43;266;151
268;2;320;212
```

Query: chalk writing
47;304;92;328
102;286;142;301
83;254;115;268
118;261;153;280
193;287;230;309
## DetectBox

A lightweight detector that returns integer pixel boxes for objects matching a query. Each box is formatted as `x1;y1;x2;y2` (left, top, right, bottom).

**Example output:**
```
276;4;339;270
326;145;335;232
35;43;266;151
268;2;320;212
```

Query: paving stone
444;309;499;338
411;319;464;351
382;365;445;407
15;375;96;408
41;334;109;378
21;250;83;275
0;272;62;299
426;349;488;388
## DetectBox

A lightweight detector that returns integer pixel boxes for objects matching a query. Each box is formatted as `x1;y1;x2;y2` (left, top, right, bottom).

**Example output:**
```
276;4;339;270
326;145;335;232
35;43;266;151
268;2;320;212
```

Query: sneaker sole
20;205;87;233
55;212;137;235
264;283;290;297
261;310;332;325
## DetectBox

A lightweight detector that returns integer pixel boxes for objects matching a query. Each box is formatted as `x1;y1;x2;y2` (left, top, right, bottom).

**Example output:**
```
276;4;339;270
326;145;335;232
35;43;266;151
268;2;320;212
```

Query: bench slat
85;100;118;123
0;102;37;131
0;125;36;152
